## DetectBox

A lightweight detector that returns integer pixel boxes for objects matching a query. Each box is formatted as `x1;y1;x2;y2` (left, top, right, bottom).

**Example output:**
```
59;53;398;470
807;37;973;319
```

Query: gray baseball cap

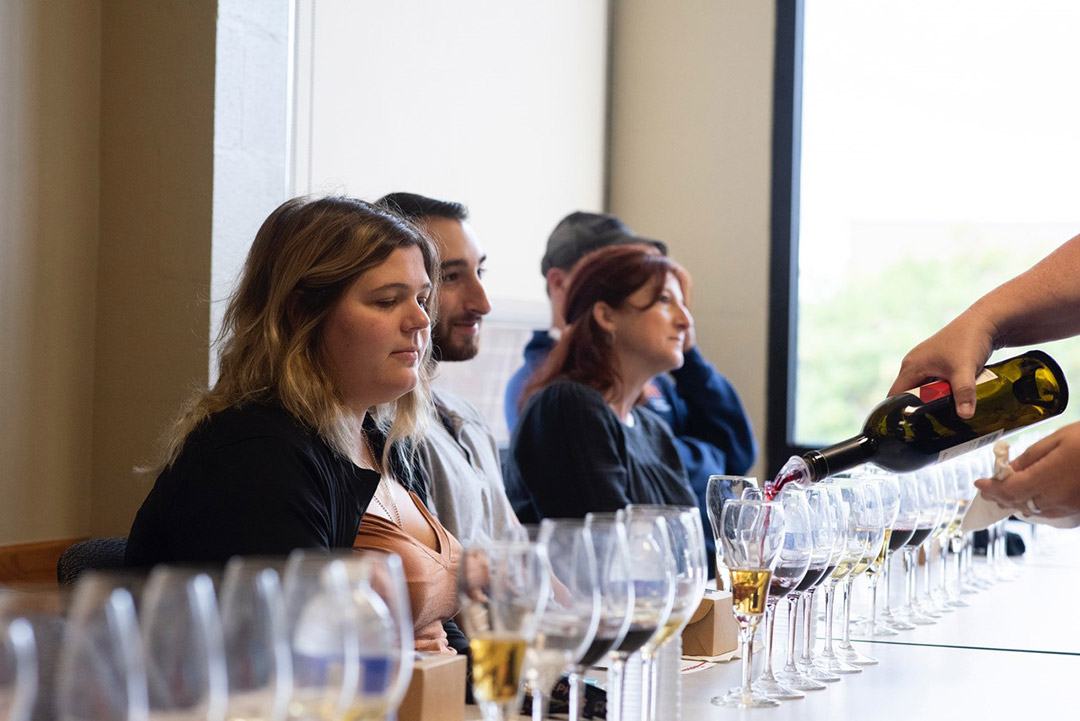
540;211;668;276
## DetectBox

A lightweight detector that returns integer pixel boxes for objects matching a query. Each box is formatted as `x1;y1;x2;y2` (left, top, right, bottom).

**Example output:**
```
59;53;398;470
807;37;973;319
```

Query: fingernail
958;402;974;418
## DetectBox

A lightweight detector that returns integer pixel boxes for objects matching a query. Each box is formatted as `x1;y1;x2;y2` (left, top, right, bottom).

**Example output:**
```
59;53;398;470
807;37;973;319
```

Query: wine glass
281;552;361;721
594;512;674;721
881;472;920;632
897;468;939;625
836;478;885;666
0;588;66;721
745;489;811;700
858;471;903;637
140;568;227;721
574;515;633;721
523;520;601;721
815;480;868;676
1;616;36;721
794;483;845;684
56;573;148;721
712;499;785;709
625;505;707;721
340;551;414;721
922;465;960;615
457;541;551;721
218;559;291;721
947;456;979;606
774;486;837;692
912;466;949;621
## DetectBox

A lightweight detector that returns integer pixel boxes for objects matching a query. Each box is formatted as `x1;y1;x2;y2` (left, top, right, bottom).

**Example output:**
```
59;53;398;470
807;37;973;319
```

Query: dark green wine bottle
800;350;1068;482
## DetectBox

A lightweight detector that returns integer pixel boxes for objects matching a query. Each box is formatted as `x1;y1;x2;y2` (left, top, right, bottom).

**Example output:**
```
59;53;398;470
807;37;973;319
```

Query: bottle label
937;429;1003;463
908;368;998;402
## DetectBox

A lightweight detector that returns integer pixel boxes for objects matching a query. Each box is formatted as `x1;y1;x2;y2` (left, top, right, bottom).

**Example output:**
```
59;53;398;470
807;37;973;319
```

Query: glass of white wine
836;478;885;666
713;499;786;709
458;541;550;721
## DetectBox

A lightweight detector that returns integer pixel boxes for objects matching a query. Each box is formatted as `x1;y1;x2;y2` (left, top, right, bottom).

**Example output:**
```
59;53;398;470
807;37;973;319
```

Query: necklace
362;432;402;528
371;480;403;528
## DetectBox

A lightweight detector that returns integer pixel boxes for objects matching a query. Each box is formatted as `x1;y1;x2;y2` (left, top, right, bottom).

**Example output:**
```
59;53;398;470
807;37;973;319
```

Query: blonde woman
126;196;439;566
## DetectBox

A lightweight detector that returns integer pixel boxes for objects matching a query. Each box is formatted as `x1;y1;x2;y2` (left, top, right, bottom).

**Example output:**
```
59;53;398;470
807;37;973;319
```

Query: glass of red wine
775;485;839;692
897;469;941;625
744;488;811;700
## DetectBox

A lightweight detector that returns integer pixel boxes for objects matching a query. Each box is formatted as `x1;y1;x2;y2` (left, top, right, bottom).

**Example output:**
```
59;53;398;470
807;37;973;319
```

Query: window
769;0;1080;471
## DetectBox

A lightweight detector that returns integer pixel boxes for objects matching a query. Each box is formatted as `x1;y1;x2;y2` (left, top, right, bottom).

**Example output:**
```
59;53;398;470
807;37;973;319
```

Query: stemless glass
746;489;811;701
775;486;836;692
458;541;551;721
56;573;148;721
281;553;360;721
836;479;885;666
815;481;867;676
525;520;601;721
140;568;227;721
713;499;785;709
0;616;36;721
341;552;414;721
576;515;633;721
625;505;707;721
218;559;292;721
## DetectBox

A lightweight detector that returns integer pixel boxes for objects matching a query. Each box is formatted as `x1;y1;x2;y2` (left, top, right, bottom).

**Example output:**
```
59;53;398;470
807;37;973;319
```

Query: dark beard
432;323;480;362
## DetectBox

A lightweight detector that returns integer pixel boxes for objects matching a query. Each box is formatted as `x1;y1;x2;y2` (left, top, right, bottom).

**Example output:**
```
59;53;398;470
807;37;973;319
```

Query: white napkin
960;440;1080;530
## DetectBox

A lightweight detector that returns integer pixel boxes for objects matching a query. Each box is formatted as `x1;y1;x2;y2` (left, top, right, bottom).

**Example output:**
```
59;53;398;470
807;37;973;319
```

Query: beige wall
0;0;218;544
609;0;775;480
0;0;101;544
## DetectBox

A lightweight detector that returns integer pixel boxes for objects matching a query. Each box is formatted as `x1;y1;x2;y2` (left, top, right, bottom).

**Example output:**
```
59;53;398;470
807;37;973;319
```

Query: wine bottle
769;350;1068;493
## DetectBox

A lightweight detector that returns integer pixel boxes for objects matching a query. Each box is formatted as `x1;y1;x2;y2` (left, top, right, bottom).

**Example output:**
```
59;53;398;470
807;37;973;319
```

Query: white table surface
466;523;1080;719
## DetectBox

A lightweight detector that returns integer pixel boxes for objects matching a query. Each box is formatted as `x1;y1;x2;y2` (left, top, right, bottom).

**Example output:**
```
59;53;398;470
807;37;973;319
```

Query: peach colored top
354;491;462;654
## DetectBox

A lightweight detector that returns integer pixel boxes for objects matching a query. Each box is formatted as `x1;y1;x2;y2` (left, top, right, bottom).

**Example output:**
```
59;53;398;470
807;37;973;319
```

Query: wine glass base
797;659;841;683
752;677;805;700
816;655;862;674
775;668;828;691
837;645;878;665
947;597;970;608
868;620;899;636
713;688;781;708
883;614;917;631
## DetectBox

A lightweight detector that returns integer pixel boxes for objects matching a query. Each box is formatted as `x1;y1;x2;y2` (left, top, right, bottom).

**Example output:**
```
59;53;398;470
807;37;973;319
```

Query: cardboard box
681;589;739;657
398;653;467;721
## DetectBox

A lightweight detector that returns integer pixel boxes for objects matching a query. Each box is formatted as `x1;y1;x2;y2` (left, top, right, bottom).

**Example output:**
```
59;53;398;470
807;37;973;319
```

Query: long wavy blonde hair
151;195;439;477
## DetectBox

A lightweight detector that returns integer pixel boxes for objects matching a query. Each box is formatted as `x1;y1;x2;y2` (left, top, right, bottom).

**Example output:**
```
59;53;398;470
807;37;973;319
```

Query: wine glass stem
903;548;916;613
567;670;585;721
821;583;837;657
799;592;815;664
609;658;626;721
783;593;801;673
532;689;547;721
867;575;879;628
640;649;655;721
840;578;853;647
922;543;933;601
760;599;779;680
738;622;757;702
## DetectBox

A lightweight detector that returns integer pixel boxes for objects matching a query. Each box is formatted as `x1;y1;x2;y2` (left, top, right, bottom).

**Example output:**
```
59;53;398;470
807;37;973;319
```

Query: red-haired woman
505;244;699;519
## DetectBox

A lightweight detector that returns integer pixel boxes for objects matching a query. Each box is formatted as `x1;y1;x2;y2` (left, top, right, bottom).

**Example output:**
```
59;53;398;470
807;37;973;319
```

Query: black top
125;403;380;567
505;379;697;522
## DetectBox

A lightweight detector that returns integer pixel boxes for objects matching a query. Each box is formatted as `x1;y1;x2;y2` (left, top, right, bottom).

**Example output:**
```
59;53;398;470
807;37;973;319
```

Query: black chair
56;537;128;587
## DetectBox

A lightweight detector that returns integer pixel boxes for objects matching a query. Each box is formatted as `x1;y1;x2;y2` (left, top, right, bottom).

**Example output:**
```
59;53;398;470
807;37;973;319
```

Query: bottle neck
803;435;876;482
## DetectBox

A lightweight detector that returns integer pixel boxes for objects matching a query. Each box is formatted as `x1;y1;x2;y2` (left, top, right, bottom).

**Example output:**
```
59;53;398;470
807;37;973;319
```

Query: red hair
521;244;690;407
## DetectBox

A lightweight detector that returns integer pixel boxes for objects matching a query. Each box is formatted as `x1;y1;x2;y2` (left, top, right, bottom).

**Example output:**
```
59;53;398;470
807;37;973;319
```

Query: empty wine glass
281;553;360;721
0;588;66;721
625;505;707;721
746;489;811;700
458;541;550;721
56;573;147;721
713;499;785;709
1;616;37;721
575;515;633;721
775;486;837;692
836;479;885;666
815;480;867;676
218;559;291;721
140;568;227;721
525;520;602;721
341;551;414;721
